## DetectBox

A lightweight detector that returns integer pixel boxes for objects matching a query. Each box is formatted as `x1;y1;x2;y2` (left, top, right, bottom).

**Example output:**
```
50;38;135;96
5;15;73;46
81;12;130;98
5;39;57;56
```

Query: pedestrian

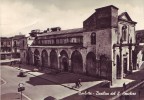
75;81;79;88
78;79;82;87
123;83;126;90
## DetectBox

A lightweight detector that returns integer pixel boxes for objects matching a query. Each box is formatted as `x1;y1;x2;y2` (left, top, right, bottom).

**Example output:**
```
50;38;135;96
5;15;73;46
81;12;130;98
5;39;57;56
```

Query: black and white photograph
0;0;144;100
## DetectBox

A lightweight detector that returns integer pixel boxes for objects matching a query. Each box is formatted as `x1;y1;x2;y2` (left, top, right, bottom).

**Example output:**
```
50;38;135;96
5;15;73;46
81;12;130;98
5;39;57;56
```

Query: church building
20;5;137;85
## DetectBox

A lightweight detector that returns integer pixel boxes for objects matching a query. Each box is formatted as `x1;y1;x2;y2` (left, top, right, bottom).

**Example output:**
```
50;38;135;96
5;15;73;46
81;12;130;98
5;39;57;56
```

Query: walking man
123;83;126;90
78;79;82;87
75;81;79;88
75;79;82;88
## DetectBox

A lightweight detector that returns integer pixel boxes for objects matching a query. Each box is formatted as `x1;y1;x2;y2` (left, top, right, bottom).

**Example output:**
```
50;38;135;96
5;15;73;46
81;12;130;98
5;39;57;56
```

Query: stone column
68;59;71;72
129;39;132;73
47;50;50;68
48;55;50;67
57;50;60;69
83;56;86;73
120;39;123;79
39;51;42;67
31;50;34;65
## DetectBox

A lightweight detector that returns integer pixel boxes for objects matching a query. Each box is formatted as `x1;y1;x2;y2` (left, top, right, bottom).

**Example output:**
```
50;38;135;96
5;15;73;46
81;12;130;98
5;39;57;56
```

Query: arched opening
27;48;33;65
91;32;96;44
116;55;121;79
100;55;108;78
122;25;127;41
60;50;69;72
50;50;58;69
34;49;40;67
123;57;128;74
86;52;97;76
132;50;137;70
71;50;83;74
41;49;48;69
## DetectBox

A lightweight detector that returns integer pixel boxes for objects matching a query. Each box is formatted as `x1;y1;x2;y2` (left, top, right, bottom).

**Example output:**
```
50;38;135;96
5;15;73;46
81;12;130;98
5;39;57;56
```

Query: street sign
18;87;25;92
18;83;25;100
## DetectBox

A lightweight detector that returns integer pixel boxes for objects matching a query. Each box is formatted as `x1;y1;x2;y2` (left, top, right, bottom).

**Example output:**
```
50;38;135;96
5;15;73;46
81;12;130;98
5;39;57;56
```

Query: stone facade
19;36;34;63
135;30;144;69
12;35;26;58
0;35;26;60
20;5;137;85
0;37;12;60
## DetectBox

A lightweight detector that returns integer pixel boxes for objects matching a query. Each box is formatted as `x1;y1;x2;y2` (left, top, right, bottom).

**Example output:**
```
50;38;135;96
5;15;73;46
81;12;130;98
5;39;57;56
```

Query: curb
15;67;79;91
15;66;105;100
109;79;144;100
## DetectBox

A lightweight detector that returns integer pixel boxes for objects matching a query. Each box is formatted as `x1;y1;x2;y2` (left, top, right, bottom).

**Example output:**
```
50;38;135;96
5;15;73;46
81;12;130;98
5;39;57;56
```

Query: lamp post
18;83;25;100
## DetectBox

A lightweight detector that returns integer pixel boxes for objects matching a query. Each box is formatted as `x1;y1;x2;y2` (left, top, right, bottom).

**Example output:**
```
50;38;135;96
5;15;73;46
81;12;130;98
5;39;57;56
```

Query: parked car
17;71;27;77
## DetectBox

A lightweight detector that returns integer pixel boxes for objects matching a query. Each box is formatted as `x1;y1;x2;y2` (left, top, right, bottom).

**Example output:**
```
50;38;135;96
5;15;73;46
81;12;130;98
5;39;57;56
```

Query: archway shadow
26;76;55;86
26;72;103;86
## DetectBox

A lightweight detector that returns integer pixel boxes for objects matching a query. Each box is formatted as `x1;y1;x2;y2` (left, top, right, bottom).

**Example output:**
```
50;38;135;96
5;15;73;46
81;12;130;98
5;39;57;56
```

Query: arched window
122;25;127;41
91;32;96;44
116;55;121;78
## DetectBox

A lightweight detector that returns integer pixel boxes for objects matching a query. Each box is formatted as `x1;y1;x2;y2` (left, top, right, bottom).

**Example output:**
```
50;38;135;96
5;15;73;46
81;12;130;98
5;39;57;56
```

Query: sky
1;0;144;37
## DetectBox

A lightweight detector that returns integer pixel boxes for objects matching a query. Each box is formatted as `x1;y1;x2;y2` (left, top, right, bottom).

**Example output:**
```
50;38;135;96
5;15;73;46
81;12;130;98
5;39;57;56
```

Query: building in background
0;37;12;60
0;35;26;60
20;5;137;85
136;30;144;44
19;36;34;64
12;35;26;58
135;30;144;69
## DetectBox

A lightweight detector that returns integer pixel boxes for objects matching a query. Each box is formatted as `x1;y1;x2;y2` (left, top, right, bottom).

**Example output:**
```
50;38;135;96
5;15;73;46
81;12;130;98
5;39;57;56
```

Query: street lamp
18;83;25;100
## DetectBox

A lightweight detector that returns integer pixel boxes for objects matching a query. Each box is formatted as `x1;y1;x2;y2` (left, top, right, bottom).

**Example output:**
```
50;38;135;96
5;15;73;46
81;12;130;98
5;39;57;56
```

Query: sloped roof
118;12;132;21
83;12;95;23
0;37;12;40
136;30;144;39
38;28;83;36
136;30;144;34
118;12;137;24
